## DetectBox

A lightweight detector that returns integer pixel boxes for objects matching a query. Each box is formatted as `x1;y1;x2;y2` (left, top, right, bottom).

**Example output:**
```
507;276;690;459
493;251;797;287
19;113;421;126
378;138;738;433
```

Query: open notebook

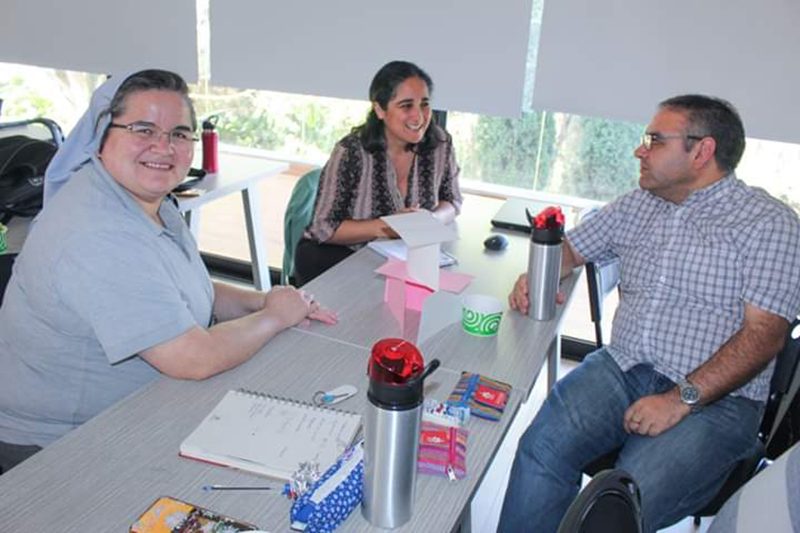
180;389;362;481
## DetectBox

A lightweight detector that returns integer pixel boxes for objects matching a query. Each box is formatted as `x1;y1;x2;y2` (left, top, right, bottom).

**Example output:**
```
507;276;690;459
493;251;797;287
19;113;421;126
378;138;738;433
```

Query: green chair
282;167;322;285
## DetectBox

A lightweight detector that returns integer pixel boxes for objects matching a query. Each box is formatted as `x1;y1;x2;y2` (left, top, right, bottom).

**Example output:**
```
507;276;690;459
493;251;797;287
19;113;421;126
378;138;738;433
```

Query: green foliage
286;102;352;154
471;111;555;188
469;109;642;201
557;116;641;201
217;110;282;150
0;76;55;118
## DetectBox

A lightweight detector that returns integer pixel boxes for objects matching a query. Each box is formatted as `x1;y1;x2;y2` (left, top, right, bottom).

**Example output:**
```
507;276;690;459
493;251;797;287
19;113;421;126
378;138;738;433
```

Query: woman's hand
262;286;338;328
304;290;338;325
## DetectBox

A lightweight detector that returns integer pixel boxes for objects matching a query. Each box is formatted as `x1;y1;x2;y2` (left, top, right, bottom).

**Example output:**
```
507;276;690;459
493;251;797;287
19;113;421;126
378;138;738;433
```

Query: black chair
0;117;64;145
0;252;13;307
585;256;621;347
583;317;800;524
557;469;643;533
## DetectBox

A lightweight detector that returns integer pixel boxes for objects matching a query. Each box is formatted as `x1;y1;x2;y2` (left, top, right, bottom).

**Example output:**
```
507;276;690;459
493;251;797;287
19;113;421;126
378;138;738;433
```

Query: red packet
475;384;508;408
418;421;467;480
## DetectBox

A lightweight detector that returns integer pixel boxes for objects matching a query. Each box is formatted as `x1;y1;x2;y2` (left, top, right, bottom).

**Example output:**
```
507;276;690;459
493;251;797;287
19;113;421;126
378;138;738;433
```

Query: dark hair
99;69;196;149
354;60;446;153
658;94;745;173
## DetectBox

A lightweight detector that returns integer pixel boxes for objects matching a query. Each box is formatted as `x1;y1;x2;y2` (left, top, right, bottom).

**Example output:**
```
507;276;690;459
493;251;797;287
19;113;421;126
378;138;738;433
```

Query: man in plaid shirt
499;95;800;533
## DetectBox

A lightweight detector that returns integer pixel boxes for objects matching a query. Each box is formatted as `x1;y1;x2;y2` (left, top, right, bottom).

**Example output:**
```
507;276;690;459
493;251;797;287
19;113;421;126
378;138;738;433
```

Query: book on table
179;389;362;481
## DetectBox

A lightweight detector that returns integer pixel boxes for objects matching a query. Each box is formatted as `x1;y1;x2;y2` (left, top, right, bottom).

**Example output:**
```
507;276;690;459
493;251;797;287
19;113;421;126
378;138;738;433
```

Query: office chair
585;256;621;347
556;468;643;533
583;317;800;525
281;167;321;285
0;117;64;146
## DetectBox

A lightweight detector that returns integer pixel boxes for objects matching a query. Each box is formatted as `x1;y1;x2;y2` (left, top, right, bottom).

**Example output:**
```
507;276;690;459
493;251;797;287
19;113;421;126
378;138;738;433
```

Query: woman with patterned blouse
294;60;463;285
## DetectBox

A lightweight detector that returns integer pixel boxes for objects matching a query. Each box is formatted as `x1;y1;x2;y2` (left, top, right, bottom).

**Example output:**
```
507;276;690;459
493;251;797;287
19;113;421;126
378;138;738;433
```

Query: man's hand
508;273;566;315
623;389;691;436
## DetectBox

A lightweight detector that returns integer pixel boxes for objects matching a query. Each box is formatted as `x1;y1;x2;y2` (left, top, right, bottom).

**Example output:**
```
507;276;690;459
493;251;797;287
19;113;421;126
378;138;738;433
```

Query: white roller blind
0;0;198;81
210;0;533;117
532;0;800;143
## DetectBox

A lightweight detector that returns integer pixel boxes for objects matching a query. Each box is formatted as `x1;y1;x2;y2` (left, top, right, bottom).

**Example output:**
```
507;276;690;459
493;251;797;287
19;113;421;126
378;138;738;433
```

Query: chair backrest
764;317;800;456
0;252;15;307
557;468;643;533
0;118;64;146
579;206;621;347
693;316;800;518
585;256;621;347
281;167;322;285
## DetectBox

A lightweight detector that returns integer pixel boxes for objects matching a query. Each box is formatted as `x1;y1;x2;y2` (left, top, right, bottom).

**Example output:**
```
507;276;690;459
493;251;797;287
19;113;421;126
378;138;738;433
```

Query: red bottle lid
368;338;423;385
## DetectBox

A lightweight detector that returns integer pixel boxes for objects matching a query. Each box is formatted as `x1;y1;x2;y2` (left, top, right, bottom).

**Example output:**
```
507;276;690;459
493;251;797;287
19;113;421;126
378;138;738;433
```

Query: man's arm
509;238;585;314
624;303;788;436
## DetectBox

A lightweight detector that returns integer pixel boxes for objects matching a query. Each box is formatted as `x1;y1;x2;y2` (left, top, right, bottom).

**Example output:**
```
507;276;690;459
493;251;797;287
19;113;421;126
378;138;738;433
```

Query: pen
202;484;276;492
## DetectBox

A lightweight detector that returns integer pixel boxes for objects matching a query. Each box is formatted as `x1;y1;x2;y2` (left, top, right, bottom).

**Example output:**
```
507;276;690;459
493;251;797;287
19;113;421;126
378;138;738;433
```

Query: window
4;0;800;346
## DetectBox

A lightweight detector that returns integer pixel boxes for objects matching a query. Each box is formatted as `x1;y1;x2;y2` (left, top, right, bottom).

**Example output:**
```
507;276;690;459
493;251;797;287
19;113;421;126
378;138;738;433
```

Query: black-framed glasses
641;132;704;150
108;122;198;149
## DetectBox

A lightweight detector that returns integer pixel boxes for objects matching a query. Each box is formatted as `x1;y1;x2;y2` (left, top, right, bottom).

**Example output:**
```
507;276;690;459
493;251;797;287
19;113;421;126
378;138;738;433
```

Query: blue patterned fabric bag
290;440;364;532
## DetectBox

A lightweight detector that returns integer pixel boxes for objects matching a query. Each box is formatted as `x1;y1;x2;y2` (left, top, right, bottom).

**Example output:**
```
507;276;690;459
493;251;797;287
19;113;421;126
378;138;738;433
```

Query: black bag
0;134;57;223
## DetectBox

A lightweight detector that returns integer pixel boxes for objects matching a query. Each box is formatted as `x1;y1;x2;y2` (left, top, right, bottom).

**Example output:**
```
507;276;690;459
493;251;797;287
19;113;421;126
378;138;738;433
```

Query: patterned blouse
304;125;462;244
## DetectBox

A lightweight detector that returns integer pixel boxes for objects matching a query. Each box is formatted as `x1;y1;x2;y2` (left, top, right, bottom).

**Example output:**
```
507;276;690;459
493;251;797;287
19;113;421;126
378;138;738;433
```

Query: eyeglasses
641;132;705;150
108;122;198;149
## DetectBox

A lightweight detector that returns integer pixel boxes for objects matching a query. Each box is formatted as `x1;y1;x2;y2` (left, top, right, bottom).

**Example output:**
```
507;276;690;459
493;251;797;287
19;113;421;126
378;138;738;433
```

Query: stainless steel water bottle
526;206;565;321
362;338;439;529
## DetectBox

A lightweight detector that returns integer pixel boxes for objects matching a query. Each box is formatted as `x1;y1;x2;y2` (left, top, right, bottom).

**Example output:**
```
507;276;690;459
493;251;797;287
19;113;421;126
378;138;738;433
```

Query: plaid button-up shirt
569;175;800;402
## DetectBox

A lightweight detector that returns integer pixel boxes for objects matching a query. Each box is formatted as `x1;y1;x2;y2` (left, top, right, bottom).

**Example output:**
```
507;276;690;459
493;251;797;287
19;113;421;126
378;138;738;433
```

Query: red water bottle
201;115;219;173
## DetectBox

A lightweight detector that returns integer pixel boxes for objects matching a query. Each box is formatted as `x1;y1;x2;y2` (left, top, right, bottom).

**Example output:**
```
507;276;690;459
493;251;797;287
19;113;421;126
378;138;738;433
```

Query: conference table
178;151;289;291
0;194;580;532
0;151;288;292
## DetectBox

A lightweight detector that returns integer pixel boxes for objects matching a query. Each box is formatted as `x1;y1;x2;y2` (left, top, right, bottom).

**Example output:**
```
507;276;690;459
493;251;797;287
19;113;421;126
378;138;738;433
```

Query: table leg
241;185;271;291
547;334;561;390
457;504;472;533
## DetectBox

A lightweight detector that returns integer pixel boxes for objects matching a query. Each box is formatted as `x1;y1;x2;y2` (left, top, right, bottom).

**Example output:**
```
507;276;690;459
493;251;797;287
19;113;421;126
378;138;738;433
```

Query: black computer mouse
483;234;509;251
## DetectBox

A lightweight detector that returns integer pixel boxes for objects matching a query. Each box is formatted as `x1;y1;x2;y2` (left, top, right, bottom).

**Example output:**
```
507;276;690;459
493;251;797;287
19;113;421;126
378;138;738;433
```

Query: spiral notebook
179;389;362;481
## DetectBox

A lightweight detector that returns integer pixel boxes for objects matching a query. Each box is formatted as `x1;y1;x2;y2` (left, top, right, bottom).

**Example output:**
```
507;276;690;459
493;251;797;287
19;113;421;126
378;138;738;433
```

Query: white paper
367;240;457;267
380;211;457;247
417;291;462;346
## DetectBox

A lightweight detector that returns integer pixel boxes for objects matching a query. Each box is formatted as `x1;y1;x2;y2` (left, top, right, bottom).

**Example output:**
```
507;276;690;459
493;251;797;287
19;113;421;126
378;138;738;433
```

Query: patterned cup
0;223;7;254
461;295;503;337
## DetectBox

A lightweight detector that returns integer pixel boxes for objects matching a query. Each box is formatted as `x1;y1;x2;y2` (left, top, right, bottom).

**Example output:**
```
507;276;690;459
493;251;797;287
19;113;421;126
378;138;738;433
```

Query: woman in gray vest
0;69;336;473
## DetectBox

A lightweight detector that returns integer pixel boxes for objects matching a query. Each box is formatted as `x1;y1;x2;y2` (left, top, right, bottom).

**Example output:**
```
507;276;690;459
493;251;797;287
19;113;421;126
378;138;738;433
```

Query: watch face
680;383;700;405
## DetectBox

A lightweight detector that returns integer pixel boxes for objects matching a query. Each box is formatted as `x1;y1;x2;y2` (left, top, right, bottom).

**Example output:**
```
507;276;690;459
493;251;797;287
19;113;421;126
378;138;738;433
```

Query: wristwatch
676;377;701;411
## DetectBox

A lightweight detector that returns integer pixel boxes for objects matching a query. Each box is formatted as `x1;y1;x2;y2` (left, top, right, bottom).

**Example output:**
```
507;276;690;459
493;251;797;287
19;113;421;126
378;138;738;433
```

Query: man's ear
693;137;717;169
372;101;385;120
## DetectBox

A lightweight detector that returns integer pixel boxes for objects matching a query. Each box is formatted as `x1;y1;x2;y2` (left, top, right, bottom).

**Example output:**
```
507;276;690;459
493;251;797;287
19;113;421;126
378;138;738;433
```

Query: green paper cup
461;294;503;337
0;223;7;254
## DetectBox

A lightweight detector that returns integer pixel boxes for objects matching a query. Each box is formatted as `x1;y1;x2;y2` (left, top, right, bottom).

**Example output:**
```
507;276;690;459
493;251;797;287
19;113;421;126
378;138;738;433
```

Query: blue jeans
497;348;763;533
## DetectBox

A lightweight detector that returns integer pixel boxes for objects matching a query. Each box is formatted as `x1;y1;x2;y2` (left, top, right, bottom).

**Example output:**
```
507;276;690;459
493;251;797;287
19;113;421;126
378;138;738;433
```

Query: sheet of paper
408;244;441;290
380;211;457;247
375;259;474;293
417;291;462;346
367;240;457;267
